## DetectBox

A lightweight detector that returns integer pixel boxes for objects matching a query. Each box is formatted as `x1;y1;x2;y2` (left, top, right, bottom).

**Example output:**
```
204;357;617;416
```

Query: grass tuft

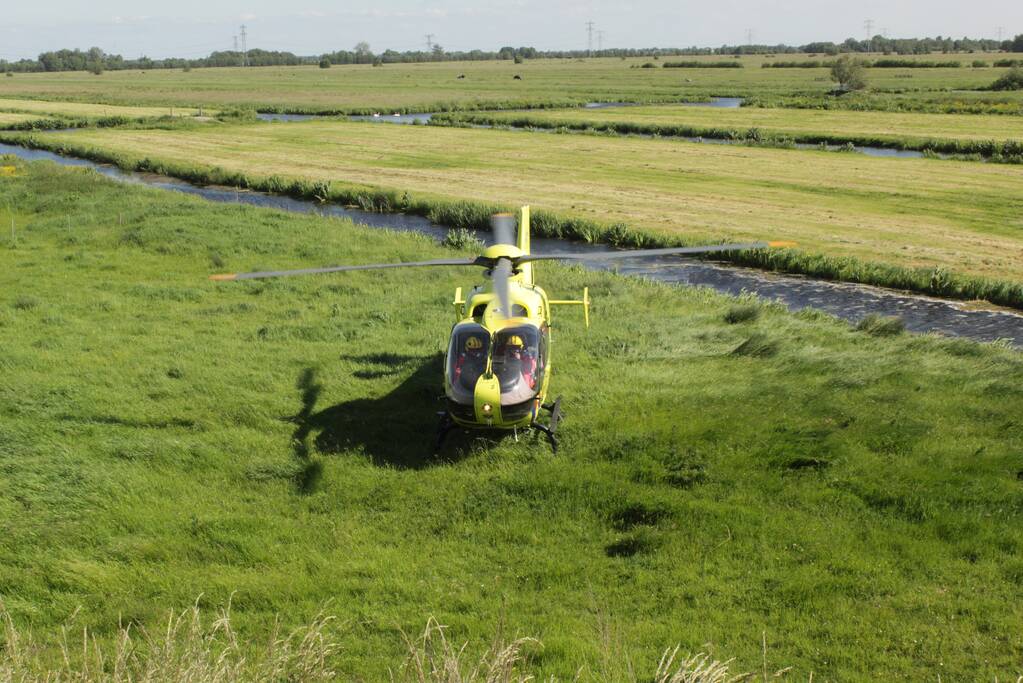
654;647;753;683
12;295;39;310
723;305;760;324
442;227;485;251
605;529;661;558
609;501;672;531
731;333;780;358
855;314;906;337
392;617;539;683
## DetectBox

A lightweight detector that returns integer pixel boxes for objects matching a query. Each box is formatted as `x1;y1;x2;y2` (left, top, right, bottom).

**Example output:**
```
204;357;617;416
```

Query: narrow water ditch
2;141;1021;347
255;98;745;124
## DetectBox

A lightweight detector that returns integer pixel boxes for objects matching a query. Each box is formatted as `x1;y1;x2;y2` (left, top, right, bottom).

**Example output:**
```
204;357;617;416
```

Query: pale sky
1;0;1020;61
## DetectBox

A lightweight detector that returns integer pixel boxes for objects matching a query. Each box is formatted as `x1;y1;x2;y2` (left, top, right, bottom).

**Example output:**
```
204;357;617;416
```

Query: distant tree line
2;35;1021;74
764;59;968;69
0;47;307;73
801;35;1017;56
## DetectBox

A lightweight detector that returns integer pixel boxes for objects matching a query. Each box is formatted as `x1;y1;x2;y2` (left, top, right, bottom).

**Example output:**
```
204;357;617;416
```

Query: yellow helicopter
211;206;792;451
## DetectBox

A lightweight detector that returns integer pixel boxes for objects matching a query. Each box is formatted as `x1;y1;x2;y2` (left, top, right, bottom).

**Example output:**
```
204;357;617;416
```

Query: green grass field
0;57;1021;114
15;118;1023;291
437;104;1023;152
2;159;1022;680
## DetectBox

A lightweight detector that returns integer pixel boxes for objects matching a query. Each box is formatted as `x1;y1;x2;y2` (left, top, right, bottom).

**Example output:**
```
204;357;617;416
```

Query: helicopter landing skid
434;411;456;452
531;396;563;454
433;397;563;454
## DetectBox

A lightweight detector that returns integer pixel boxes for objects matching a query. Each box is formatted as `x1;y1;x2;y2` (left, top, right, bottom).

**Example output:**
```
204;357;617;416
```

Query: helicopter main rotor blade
209;257;480;281
491;213;516;246
492;258;513;320
514;241;797;266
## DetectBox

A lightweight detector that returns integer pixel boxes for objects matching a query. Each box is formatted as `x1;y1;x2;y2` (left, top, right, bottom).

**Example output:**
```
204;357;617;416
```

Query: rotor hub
482;244;524;261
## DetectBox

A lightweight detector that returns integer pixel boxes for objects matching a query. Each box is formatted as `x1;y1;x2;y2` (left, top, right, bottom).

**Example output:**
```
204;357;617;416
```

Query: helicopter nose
474;374;502;425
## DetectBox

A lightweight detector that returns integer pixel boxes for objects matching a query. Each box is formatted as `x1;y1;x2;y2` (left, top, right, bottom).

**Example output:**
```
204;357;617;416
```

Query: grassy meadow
436;104;1023;154
11;118;1023;298
0;56;1021;114
2;159;1023;679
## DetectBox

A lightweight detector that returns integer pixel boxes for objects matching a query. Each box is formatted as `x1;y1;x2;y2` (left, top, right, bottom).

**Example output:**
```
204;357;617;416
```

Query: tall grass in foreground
0;607;767;683
0;603;339;682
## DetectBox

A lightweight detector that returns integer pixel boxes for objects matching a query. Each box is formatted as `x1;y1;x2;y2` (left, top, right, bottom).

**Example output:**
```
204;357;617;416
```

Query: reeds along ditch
428;112;1023;162
741;94;1023;116
4;134;1023;311
0;115;146;131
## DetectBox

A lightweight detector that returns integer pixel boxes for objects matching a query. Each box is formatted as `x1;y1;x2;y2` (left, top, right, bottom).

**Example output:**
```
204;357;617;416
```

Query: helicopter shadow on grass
289;354;488;471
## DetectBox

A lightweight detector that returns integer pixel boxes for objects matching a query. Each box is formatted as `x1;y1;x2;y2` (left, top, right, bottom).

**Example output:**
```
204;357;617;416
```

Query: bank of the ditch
4;129;1023;311
0;114;156;132
429;111;1023;163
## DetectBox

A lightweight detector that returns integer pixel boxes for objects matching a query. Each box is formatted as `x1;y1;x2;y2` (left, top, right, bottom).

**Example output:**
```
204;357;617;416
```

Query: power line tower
425;34;435;51
745;28;754;46
233;35;238;51
586;21;595;56
597;30;605;52
997;26;1005;42
863;19;874;41
240;24;248;66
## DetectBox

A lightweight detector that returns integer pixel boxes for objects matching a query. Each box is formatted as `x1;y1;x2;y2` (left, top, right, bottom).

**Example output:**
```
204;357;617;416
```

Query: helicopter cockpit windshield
492;324;546;405
446;322;549;408
446;323;490;404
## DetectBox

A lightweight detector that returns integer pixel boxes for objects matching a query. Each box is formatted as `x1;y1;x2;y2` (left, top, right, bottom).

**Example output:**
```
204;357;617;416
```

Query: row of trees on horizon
2;35;1022;74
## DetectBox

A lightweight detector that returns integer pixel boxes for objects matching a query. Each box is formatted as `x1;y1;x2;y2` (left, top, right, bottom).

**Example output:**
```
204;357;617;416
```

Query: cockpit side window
492;325;544;405
446;324;490;404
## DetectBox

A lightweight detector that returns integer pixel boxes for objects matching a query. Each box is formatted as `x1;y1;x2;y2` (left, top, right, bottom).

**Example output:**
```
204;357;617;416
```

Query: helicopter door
492;324;546;405
445;323;490;404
